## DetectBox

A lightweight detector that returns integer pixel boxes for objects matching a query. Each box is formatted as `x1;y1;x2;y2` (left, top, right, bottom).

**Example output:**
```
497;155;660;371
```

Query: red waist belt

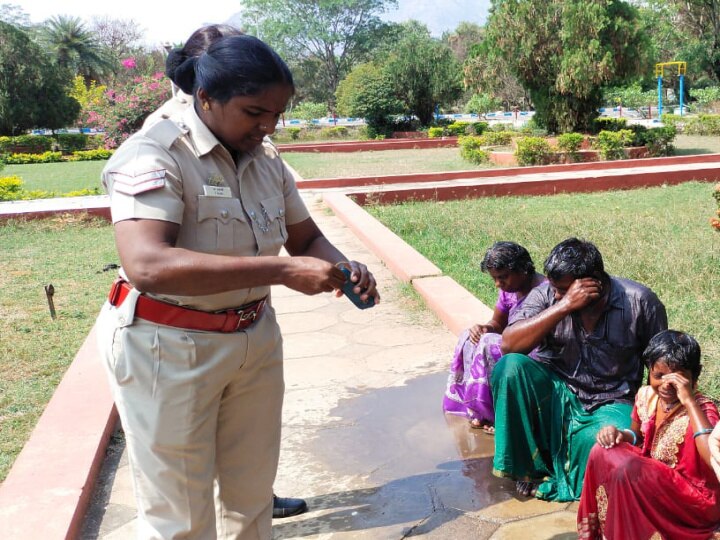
108;278;266;333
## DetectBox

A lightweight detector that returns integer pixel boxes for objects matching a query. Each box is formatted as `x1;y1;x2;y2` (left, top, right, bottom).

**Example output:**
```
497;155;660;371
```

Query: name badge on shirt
203;185;232;198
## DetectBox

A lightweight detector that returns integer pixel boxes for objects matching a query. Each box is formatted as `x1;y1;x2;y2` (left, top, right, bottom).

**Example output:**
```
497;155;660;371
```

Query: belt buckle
234;307;258;330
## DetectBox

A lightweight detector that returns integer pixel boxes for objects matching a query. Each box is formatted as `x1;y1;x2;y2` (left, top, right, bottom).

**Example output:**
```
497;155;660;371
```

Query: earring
202;102;210;111
259;124;268;130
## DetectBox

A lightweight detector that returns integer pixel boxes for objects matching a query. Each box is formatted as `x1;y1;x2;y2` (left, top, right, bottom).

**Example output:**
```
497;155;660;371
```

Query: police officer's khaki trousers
97;302;284;540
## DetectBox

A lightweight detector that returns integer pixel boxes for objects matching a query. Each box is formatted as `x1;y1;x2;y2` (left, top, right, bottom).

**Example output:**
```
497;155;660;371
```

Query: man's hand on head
560;277;603;312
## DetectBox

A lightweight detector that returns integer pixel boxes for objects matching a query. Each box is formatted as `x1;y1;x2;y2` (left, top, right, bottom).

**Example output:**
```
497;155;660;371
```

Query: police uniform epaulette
144;119;187;149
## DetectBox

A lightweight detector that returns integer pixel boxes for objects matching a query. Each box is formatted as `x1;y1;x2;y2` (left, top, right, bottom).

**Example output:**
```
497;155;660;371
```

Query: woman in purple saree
443;242;545;432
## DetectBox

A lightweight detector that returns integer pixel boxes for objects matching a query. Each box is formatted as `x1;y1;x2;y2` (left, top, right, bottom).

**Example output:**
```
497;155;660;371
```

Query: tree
41;15;113;83
0;3;31;27
382;22;463;126
668;0;720;84
464;92;500;118
443;21;485;63
485;0;648;132
0;21;79;134
335;62;402;136
464;41;530;110
237;0;397;110
89;15;144;65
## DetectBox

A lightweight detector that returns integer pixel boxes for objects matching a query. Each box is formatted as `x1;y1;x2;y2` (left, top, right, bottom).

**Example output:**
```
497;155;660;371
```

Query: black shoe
272;494;308;519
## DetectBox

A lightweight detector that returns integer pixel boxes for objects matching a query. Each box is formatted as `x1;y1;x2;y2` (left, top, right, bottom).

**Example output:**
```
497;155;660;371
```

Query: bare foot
516;481;537;497
469;418;483;429
482;424;495;435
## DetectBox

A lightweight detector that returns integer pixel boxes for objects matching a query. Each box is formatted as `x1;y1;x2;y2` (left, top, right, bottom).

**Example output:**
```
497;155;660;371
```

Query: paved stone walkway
79;194;578;539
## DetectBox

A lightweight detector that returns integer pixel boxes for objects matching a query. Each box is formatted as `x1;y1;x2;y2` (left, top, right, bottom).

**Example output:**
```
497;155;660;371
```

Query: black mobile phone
340;267;375;310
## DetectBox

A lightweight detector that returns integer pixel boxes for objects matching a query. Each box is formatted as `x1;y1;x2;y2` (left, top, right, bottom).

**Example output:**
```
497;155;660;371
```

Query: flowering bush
84;71;171;148
711;184;720;232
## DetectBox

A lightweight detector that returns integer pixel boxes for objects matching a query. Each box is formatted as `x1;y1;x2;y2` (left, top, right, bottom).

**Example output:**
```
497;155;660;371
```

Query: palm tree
41;15;113;83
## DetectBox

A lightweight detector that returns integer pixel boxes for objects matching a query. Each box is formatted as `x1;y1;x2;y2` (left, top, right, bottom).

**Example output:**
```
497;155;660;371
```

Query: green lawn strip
3;160;106;194
366;181;720;399
673;135;720;156
0;216;117;482
281;147;494;178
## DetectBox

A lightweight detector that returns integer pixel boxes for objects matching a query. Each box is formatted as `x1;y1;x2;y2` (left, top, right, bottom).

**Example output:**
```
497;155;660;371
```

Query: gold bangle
335;261;351;270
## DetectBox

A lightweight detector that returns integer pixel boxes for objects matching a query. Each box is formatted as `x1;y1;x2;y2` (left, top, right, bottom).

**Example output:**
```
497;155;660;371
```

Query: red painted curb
412;276;494;337
347;164;720;205
323;193;442;282
296;153;720;190
0;326;117;540
321;195;493;337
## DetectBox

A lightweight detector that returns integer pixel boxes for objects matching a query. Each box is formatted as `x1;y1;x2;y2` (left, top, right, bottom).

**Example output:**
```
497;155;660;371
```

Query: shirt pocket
255;195;288;255
196;196;251;254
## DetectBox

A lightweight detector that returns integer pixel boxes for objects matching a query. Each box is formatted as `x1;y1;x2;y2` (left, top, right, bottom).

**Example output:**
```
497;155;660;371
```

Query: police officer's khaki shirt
102;105;310;312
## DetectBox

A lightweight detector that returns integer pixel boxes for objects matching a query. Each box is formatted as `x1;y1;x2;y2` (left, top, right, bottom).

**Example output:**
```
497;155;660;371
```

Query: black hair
173;35;294;102
165;24;244;92
643;329;702;381
480;241;535;275
543;237;606;281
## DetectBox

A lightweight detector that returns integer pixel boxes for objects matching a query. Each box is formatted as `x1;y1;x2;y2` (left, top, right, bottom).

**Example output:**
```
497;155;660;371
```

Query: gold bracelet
335;261;351;270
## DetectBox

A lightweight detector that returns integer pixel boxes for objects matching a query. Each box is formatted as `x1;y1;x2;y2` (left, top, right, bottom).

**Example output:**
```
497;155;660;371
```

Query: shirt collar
181;105;263;161
605;277;624;309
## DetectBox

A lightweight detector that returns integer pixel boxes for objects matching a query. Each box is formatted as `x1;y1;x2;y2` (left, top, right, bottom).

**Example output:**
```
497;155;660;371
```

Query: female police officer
96;34;379;539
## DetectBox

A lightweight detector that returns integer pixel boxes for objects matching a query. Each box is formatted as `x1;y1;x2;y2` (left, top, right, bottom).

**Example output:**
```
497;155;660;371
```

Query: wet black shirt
510;276;668;410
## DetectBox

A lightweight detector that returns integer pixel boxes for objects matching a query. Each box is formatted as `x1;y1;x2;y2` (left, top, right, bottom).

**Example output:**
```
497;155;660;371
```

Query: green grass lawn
282;147;495;178
3;160;105;193
673;134;720;156
0;216;117;482
367;181;720;399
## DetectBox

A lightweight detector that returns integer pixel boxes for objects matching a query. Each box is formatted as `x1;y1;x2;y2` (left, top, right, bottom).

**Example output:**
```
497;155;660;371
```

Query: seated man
492;238;667;501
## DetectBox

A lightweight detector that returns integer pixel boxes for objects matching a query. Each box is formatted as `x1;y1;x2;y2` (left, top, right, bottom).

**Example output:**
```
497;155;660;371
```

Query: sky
9;0;491;47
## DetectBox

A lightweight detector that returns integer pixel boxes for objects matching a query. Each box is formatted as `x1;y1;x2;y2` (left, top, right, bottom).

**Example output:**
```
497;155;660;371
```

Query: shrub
290;101;328;122
711;184;720;232
0;175;23;201
62;187;101;197
596;129;634;160
320;126;348;139
86;135;105;150
483;130;514;146
661;113;682;129
68;149;114;161
84;72;171;148
556;132;585;163
428;127;446;138
642;126;677;157
515;137;553;166
471;121;489;135
556;133;584;153
683;114;720;136
446;121;471;136
458;135;490;164
0;135;53;154
4;151;63;164
592;117;628;133
56;133;88;153
286;127;301;140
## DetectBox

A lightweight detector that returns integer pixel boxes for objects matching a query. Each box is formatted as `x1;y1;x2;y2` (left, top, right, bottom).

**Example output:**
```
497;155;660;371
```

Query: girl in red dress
577;329;720;540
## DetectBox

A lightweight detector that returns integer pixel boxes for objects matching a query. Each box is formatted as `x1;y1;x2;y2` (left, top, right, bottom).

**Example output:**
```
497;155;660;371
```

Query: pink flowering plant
84;71;171;148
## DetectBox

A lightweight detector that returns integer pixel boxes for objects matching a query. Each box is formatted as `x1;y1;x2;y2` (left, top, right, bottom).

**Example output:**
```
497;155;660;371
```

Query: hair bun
172;55;198;95
165;48;189;81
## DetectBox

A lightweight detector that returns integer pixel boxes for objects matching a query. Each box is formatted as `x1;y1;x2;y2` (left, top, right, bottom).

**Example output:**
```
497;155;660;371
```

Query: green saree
491;354;632;501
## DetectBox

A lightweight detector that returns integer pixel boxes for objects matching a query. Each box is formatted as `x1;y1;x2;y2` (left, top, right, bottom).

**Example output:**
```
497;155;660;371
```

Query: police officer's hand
561;278;602;312
285;257;347;295
335;261;380;304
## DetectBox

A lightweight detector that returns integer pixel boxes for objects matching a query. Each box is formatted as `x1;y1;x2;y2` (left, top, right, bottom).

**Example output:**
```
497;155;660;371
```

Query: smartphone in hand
340;267;375;310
